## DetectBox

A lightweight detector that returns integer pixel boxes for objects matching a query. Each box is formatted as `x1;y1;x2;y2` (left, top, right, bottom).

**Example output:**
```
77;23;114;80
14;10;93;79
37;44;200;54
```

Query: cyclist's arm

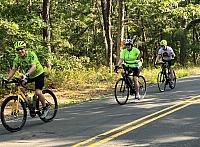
7;66;17;81
117;58;123;66
136;50;143;63
171;49;175;58
27;64;36;76
155;54;161;64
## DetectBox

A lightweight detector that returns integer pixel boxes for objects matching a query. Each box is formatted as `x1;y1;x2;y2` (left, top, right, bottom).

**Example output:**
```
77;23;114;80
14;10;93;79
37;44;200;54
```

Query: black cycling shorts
125;67;140;77
28;73;45;90
163;59;175;67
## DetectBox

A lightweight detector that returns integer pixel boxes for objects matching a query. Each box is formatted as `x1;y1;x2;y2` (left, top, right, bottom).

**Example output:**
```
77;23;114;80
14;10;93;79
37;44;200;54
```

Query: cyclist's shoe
130;90;134;95
40;106;50;118
169;81;174;88
135;94;141;100
130;88;135;95
30;110;36;118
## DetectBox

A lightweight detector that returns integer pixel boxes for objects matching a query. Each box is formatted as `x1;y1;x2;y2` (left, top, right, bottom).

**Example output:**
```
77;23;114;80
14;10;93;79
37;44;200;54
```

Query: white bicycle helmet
125;39;133;45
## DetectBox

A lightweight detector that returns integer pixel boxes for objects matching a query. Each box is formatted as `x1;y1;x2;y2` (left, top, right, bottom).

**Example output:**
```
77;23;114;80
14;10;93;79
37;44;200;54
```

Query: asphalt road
0;74;200;147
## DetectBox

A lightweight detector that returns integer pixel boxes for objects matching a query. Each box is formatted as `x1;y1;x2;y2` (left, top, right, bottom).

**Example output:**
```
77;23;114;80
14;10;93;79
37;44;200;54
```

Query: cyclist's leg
168;60;174;80
132;68;140;99
34;73;45;107
34;73;49;118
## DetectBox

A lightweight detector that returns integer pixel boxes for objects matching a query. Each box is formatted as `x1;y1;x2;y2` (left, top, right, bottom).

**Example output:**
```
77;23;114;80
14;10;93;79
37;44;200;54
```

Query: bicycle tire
138;75;147;99
114;78;129;105
39;89;58;122
169;70;176;89
1;96;27;132
157;72;166;92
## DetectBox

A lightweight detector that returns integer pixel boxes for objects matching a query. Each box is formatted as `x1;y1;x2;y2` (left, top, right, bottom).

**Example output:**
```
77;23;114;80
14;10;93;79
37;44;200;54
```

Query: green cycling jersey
13;50;44;79
120;47;142;68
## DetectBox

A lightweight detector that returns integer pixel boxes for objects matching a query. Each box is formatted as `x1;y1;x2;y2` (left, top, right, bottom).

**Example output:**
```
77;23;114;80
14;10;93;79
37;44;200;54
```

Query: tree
116;0;125;63
101;0;113;71
43;0;51;68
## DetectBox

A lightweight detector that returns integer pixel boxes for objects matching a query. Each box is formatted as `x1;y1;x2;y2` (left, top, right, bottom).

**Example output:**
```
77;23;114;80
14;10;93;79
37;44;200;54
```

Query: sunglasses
16;48;24;51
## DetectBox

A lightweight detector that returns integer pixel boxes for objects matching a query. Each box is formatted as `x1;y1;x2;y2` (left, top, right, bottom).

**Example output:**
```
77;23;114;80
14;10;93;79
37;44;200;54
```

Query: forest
0;0;199;91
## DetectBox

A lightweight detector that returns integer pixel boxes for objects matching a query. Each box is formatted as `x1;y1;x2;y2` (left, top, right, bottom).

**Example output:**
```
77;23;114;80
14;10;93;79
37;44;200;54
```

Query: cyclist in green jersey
115;39;142;100
5;41;49;118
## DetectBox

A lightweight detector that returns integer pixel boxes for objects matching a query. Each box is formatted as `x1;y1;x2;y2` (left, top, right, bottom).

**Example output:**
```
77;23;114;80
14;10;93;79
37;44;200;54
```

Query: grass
49;66;200;107
1;66;200;107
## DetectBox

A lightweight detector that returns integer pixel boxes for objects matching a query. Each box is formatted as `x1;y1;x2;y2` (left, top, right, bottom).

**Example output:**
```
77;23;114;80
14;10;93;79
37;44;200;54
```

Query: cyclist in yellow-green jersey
5;41;49;118
115;39;143;100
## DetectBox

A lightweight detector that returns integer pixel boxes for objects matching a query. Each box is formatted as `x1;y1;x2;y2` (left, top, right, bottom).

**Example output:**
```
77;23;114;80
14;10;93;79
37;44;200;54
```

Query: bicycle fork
11;96;21;116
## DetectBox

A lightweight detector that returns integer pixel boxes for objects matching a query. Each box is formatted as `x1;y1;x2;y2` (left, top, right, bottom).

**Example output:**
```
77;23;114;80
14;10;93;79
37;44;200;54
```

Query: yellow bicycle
1;78;58;132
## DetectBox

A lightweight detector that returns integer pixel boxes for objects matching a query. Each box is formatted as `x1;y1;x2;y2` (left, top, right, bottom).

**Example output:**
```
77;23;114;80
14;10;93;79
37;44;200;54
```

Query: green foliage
0;0;200;85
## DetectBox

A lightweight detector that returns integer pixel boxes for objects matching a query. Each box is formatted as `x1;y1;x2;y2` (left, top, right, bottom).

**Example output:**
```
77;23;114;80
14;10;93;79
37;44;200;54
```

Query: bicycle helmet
160;40;167;46
125;39;133;45
14;41;26;49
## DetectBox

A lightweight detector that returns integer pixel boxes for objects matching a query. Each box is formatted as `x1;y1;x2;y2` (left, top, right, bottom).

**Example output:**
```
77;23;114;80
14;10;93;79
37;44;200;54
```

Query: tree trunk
101;0;113;71
43;0;51;69
28;0;32;13
116;0;125;64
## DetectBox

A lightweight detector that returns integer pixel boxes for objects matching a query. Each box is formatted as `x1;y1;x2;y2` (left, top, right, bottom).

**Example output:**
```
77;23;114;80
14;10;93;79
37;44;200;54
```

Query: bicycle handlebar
115;64;126;73
154;61;169;69
2;78;29;90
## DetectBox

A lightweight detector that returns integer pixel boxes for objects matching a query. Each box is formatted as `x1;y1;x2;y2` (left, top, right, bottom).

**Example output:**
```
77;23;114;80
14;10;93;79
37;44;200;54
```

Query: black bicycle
156;61;176;92
114;64;146;105
1;78;58;132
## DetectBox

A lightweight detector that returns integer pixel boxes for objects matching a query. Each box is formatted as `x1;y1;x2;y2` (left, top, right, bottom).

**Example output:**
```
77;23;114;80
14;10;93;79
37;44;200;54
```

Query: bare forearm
27;64;36;75
117;59;123;66
155;55;160;64
7;68;17;80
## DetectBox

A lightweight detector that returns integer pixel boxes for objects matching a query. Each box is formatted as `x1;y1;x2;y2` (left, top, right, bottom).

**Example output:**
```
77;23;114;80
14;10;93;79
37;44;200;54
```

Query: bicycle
114;64;146;105
156;61;176;92
0;78;58;132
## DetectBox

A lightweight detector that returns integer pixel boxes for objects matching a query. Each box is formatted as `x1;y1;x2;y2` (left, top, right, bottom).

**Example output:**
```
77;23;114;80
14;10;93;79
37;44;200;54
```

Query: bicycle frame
120;66;135;92
5;80;35;115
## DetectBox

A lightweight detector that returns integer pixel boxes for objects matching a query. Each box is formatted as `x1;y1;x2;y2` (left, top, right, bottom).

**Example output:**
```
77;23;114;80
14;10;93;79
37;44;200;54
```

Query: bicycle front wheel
157;72;166;92
138;76;147;99
1;96;27;132
38;90;58;122
114;78;129;105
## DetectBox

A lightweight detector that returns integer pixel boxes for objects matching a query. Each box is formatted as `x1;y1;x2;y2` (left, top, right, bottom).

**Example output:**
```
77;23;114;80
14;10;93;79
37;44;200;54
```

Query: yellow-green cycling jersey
13;50;44;79
120;47;142;68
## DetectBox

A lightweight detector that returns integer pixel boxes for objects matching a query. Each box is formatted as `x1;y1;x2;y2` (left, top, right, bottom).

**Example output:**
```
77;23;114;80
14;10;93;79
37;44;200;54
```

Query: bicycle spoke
157;72;166;92
39;90;58;122
1;96;27;132
138;76;146;99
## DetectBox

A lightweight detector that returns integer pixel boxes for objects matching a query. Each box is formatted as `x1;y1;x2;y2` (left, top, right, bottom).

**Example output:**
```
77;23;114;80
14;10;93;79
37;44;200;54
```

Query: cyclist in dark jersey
115;39;142;100
5;41;49;118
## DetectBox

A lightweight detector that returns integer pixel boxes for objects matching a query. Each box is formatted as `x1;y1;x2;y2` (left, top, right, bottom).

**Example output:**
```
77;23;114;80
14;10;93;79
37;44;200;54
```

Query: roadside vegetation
1;65;199;107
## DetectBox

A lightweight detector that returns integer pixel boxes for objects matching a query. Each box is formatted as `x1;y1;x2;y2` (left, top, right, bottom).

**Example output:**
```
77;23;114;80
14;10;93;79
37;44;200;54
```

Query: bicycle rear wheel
157;72;166;92
138;76;147;99
169;70;176;89
38;90;58;122
1;96;27;132
114;78;129;105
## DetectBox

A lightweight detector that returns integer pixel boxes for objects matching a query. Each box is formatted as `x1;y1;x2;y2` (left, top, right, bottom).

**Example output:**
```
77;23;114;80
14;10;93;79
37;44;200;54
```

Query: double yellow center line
72;95;200;147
